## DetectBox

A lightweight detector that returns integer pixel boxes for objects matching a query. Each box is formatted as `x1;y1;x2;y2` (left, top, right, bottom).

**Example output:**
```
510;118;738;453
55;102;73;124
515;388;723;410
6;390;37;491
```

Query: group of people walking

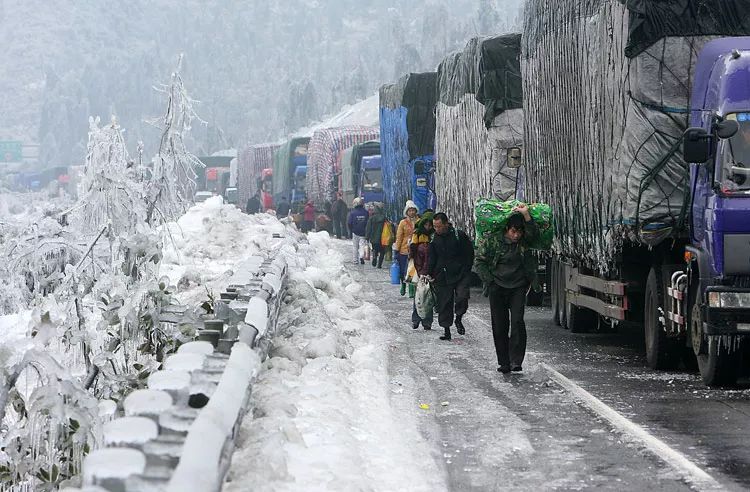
345;198;540;374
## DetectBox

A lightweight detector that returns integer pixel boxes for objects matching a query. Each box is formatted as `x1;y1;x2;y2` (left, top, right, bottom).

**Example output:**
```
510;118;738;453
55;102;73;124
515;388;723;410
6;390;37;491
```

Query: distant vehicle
359;155;384;204
194;191;214;203
224;187;239;205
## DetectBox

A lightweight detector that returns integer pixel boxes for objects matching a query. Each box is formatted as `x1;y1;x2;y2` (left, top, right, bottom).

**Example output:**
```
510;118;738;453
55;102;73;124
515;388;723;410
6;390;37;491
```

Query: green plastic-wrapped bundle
474;198;553;250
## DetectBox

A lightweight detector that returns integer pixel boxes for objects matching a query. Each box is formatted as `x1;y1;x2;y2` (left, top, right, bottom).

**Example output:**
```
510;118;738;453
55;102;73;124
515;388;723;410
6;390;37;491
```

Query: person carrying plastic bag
409;212;434;329
394;200;419;292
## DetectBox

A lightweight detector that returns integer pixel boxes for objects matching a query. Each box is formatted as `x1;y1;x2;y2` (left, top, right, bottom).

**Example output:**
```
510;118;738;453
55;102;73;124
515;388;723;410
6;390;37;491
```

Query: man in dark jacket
276;197;291;218
427;212;475;341
347;198;369;264
474;204;539;374
365;204;388;268
331;193;349;239
246;191;261;214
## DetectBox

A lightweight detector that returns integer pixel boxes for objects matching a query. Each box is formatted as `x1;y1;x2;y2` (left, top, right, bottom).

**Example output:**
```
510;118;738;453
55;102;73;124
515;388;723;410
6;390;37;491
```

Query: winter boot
423;324;432;331
439;327;452;341
455;316;465;335
412;322;419;330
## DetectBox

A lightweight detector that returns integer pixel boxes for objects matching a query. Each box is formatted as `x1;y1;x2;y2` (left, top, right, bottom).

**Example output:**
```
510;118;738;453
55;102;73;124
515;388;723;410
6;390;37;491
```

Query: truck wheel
690;302;740;386
644;268;680;370
566;298;594;333
558;262;568;329
551;260;560;325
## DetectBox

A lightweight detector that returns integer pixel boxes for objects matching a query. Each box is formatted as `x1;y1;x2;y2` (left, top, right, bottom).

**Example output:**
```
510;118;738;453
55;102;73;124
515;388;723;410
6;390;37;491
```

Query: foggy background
0;0;523;168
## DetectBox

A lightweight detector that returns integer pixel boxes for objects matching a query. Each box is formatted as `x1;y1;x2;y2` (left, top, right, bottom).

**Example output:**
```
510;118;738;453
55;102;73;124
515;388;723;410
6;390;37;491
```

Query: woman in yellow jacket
393;200;419;290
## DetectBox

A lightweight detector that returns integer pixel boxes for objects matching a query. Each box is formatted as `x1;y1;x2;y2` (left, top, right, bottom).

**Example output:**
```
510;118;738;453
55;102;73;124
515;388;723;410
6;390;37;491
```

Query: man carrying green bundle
474;203;540;374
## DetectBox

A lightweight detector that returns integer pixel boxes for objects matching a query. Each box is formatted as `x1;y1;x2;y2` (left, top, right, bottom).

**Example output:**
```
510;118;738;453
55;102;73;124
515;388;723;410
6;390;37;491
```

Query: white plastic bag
415;277;435;319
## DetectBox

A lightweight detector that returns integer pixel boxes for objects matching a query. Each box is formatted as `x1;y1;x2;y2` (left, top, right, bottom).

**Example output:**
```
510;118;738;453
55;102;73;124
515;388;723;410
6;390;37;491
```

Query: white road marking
466;312;722;490
540;363;722;491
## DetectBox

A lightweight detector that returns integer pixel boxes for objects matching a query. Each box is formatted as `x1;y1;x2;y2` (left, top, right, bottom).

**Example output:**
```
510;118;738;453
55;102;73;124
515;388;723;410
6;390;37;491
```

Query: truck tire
551;260;560;325
566;298;595;333
690;302;740;386
644;268;680;370
558;262;568;329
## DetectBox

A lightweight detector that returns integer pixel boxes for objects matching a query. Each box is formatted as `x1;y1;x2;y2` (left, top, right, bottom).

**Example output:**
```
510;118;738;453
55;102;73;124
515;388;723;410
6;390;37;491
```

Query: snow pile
224;232;443;491
160;196;298;307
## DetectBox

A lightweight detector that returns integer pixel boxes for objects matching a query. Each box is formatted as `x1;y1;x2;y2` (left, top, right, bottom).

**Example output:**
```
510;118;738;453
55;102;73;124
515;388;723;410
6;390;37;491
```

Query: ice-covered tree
146;55;204;226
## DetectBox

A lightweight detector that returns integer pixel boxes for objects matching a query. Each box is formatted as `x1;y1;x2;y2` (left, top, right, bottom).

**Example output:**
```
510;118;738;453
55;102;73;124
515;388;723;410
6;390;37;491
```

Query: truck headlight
708;292;750;308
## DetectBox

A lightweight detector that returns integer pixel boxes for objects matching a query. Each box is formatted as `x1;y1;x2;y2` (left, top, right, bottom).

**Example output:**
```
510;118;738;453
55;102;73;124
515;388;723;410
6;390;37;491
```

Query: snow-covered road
224;235;730;491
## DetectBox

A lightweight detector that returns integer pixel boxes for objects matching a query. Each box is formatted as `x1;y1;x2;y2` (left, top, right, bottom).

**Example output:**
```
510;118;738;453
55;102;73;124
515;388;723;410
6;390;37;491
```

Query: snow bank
160;196;296;308
225;232;443;491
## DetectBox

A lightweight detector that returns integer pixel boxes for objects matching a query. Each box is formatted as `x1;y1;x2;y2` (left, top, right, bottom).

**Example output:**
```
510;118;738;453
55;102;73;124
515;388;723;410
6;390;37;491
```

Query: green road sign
0;141;22;162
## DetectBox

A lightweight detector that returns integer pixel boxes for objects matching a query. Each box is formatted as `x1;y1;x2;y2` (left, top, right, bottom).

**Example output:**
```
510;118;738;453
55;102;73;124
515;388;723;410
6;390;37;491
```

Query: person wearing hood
347;198;369;264
365;203;388;268
394;200;419;287
409;212;434;329
302;201;316;233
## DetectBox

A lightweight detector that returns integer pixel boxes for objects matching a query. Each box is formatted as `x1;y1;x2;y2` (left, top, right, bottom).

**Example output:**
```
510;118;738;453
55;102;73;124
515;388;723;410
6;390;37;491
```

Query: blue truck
523;1;750;386
359;155;384;205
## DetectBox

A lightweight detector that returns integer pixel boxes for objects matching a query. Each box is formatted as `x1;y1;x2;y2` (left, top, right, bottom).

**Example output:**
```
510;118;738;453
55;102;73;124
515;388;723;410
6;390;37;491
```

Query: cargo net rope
380;106;415;221
435;94;521;237
306;126;380;205
522;0;711;272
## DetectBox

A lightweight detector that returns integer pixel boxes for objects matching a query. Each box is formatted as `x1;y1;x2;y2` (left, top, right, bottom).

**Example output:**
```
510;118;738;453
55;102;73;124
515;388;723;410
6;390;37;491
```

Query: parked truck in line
522;0;750;386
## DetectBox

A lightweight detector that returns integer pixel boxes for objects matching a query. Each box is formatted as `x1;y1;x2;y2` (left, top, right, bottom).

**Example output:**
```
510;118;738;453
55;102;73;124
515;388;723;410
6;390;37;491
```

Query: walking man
331;193;349;239
474;204;539;374
365;203;388;268
347;198;369;264
427;212;474;341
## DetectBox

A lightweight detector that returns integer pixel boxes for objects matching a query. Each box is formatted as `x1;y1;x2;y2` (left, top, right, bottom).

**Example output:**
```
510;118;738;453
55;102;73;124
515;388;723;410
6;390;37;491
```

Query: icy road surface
229;236;750;491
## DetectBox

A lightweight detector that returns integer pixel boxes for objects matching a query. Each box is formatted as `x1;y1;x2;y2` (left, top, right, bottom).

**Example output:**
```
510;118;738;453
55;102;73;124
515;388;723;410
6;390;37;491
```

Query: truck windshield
719;113;750;193
362;169;382;193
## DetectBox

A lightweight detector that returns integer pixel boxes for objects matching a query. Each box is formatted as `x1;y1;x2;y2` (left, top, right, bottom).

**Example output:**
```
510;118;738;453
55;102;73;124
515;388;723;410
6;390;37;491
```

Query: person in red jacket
302;201;316;233
409;212;434;329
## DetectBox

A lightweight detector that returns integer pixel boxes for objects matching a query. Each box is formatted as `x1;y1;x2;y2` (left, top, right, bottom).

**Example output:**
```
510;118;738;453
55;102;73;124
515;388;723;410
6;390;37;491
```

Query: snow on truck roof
293;93;379;138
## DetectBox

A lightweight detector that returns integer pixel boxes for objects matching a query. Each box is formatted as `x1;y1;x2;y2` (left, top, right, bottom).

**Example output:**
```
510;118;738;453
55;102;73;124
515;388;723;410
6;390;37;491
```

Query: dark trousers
333;217;348;238
370;243;385;267
302;220;314;233
433;274;471;331
397;253;409;281
489;284;528;368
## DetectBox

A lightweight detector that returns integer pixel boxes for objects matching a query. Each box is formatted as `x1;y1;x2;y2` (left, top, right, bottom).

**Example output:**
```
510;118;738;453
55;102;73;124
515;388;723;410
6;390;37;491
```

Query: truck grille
724;276;750;288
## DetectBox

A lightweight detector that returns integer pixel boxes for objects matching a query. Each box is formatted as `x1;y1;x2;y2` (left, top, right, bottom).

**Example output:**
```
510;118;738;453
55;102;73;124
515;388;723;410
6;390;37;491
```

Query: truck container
522;0;750;385
237;143;280;209
379;72;438;219
272;137;310;205
306;126;379;205
435;33;524;235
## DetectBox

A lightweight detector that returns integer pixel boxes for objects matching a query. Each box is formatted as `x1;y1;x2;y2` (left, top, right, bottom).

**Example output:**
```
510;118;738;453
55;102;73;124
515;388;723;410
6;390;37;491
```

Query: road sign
0;141;22;162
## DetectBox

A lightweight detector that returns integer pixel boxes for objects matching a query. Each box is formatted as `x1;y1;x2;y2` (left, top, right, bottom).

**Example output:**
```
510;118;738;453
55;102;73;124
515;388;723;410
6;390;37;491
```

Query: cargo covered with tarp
238;143;280;207
521;0;750;273
380;72;438;220
272;137;310;203
307;126;380;204
435;33;523;236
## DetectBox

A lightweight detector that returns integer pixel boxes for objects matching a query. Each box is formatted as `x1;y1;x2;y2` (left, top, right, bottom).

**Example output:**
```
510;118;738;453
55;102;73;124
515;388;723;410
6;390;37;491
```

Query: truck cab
359;155;384;205
291;165;307;205
682;37;750;385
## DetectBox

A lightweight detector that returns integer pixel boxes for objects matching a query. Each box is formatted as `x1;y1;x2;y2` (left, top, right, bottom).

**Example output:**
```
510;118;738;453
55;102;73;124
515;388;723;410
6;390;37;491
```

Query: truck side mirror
715;119;739;139
683;128;712;163
507;147;523;169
